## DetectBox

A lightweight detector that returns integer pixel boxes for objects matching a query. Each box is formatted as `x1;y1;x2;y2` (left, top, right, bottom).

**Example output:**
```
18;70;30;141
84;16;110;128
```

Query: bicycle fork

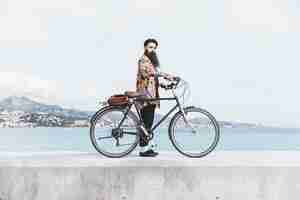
173;90;197;134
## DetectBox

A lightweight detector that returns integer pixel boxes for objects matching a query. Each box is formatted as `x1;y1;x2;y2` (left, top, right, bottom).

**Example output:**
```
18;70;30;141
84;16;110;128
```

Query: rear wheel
168;106;220;158
90;106;140;158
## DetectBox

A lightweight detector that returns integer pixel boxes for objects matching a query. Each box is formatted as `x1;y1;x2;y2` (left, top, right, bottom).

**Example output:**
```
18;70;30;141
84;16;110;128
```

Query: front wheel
168;106;220;158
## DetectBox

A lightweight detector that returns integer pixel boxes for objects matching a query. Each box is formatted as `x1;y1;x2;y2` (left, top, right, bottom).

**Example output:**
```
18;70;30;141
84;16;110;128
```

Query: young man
136;38;174;157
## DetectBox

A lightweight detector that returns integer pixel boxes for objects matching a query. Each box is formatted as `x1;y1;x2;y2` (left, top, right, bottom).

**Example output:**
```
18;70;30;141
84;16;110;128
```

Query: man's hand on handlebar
159;83;171;90
159;75;181;90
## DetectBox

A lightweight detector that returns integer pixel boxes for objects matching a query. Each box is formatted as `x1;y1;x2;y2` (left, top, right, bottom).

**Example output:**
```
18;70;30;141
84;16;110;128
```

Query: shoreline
1;150;300;166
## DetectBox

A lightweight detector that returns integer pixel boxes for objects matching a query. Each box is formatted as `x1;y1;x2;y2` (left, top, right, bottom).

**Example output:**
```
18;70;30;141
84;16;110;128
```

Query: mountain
0;96;61;112
0;96;94;127
0;96;92;119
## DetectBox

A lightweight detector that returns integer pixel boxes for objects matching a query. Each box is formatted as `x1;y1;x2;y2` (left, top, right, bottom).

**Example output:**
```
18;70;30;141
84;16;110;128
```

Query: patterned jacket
136;54;160;110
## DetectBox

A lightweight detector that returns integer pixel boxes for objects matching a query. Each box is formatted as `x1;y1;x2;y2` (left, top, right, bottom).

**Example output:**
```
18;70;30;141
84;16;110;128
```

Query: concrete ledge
0;151;300;200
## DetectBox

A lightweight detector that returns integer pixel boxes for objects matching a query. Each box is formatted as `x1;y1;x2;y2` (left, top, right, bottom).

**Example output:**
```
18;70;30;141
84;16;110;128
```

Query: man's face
145;42;157;54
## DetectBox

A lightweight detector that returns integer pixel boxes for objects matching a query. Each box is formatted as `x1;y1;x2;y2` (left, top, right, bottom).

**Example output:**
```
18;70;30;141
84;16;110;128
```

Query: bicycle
89;74;220;158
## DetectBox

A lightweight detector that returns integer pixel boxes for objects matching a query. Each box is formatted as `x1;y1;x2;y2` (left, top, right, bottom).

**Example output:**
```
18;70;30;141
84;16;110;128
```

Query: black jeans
139;104;156;147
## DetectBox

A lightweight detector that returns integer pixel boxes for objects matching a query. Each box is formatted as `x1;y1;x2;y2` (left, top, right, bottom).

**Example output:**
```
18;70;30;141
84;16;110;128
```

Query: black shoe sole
139;152;159;157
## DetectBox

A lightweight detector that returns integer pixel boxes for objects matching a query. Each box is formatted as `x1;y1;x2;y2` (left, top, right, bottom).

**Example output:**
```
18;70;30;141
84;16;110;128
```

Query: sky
0;0;300;128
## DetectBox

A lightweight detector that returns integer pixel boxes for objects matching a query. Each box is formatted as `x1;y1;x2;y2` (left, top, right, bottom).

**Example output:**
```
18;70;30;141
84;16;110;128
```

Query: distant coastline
0;96;290;129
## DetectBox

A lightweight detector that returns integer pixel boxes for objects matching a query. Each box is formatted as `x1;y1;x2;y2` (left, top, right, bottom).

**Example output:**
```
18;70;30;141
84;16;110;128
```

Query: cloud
0;0;96;48
0;69;65;104
0;65;104;109
224;0;300;32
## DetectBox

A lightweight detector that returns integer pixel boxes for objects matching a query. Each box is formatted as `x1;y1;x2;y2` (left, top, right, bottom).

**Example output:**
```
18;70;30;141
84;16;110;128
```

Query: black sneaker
148;149;159;156
139;149;159;157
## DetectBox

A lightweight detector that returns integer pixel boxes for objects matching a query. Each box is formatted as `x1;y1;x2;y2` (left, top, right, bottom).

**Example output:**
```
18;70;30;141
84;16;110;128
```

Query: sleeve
138;57;154;79
154;66;169;77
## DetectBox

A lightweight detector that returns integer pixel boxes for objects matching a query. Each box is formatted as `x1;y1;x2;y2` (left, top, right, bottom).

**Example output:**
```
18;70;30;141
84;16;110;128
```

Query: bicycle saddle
124;91;144;98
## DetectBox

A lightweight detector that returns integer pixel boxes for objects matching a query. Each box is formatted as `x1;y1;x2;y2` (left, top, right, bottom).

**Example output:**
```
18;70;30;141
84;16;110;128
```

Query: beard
144;50;160;68
144;49;160;98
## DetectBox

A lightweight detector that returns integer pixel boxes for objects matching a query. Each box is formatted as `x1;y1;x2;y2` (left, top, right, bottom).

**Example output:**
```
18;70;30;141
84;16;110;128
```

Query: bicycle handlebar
159;76;181;90
149;71;182;90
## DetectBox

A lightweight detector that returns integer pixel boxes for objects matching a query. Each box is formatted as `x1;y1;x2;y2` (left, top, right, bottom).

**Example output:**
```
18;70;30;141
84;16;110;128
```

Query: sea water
0;127;300;153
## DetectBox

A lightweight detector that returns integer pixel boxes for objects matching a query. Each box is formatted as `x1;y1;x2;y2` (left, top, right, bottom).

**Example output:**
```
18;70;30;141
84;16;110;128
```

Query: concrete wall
0;151;300;200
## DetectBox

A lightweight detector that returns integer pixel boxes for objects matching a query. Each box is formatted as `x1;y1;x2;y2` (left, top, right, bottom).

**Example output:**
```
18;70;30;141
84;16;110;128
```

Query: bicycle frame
117;90;185;135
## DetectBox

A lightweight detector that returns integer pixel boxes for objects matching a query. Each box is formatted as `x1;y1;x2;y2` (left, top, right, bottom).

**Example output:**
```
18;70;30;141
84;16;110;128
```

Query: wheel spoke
123;131;137;135
97;136;113;140
117;143;135;147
